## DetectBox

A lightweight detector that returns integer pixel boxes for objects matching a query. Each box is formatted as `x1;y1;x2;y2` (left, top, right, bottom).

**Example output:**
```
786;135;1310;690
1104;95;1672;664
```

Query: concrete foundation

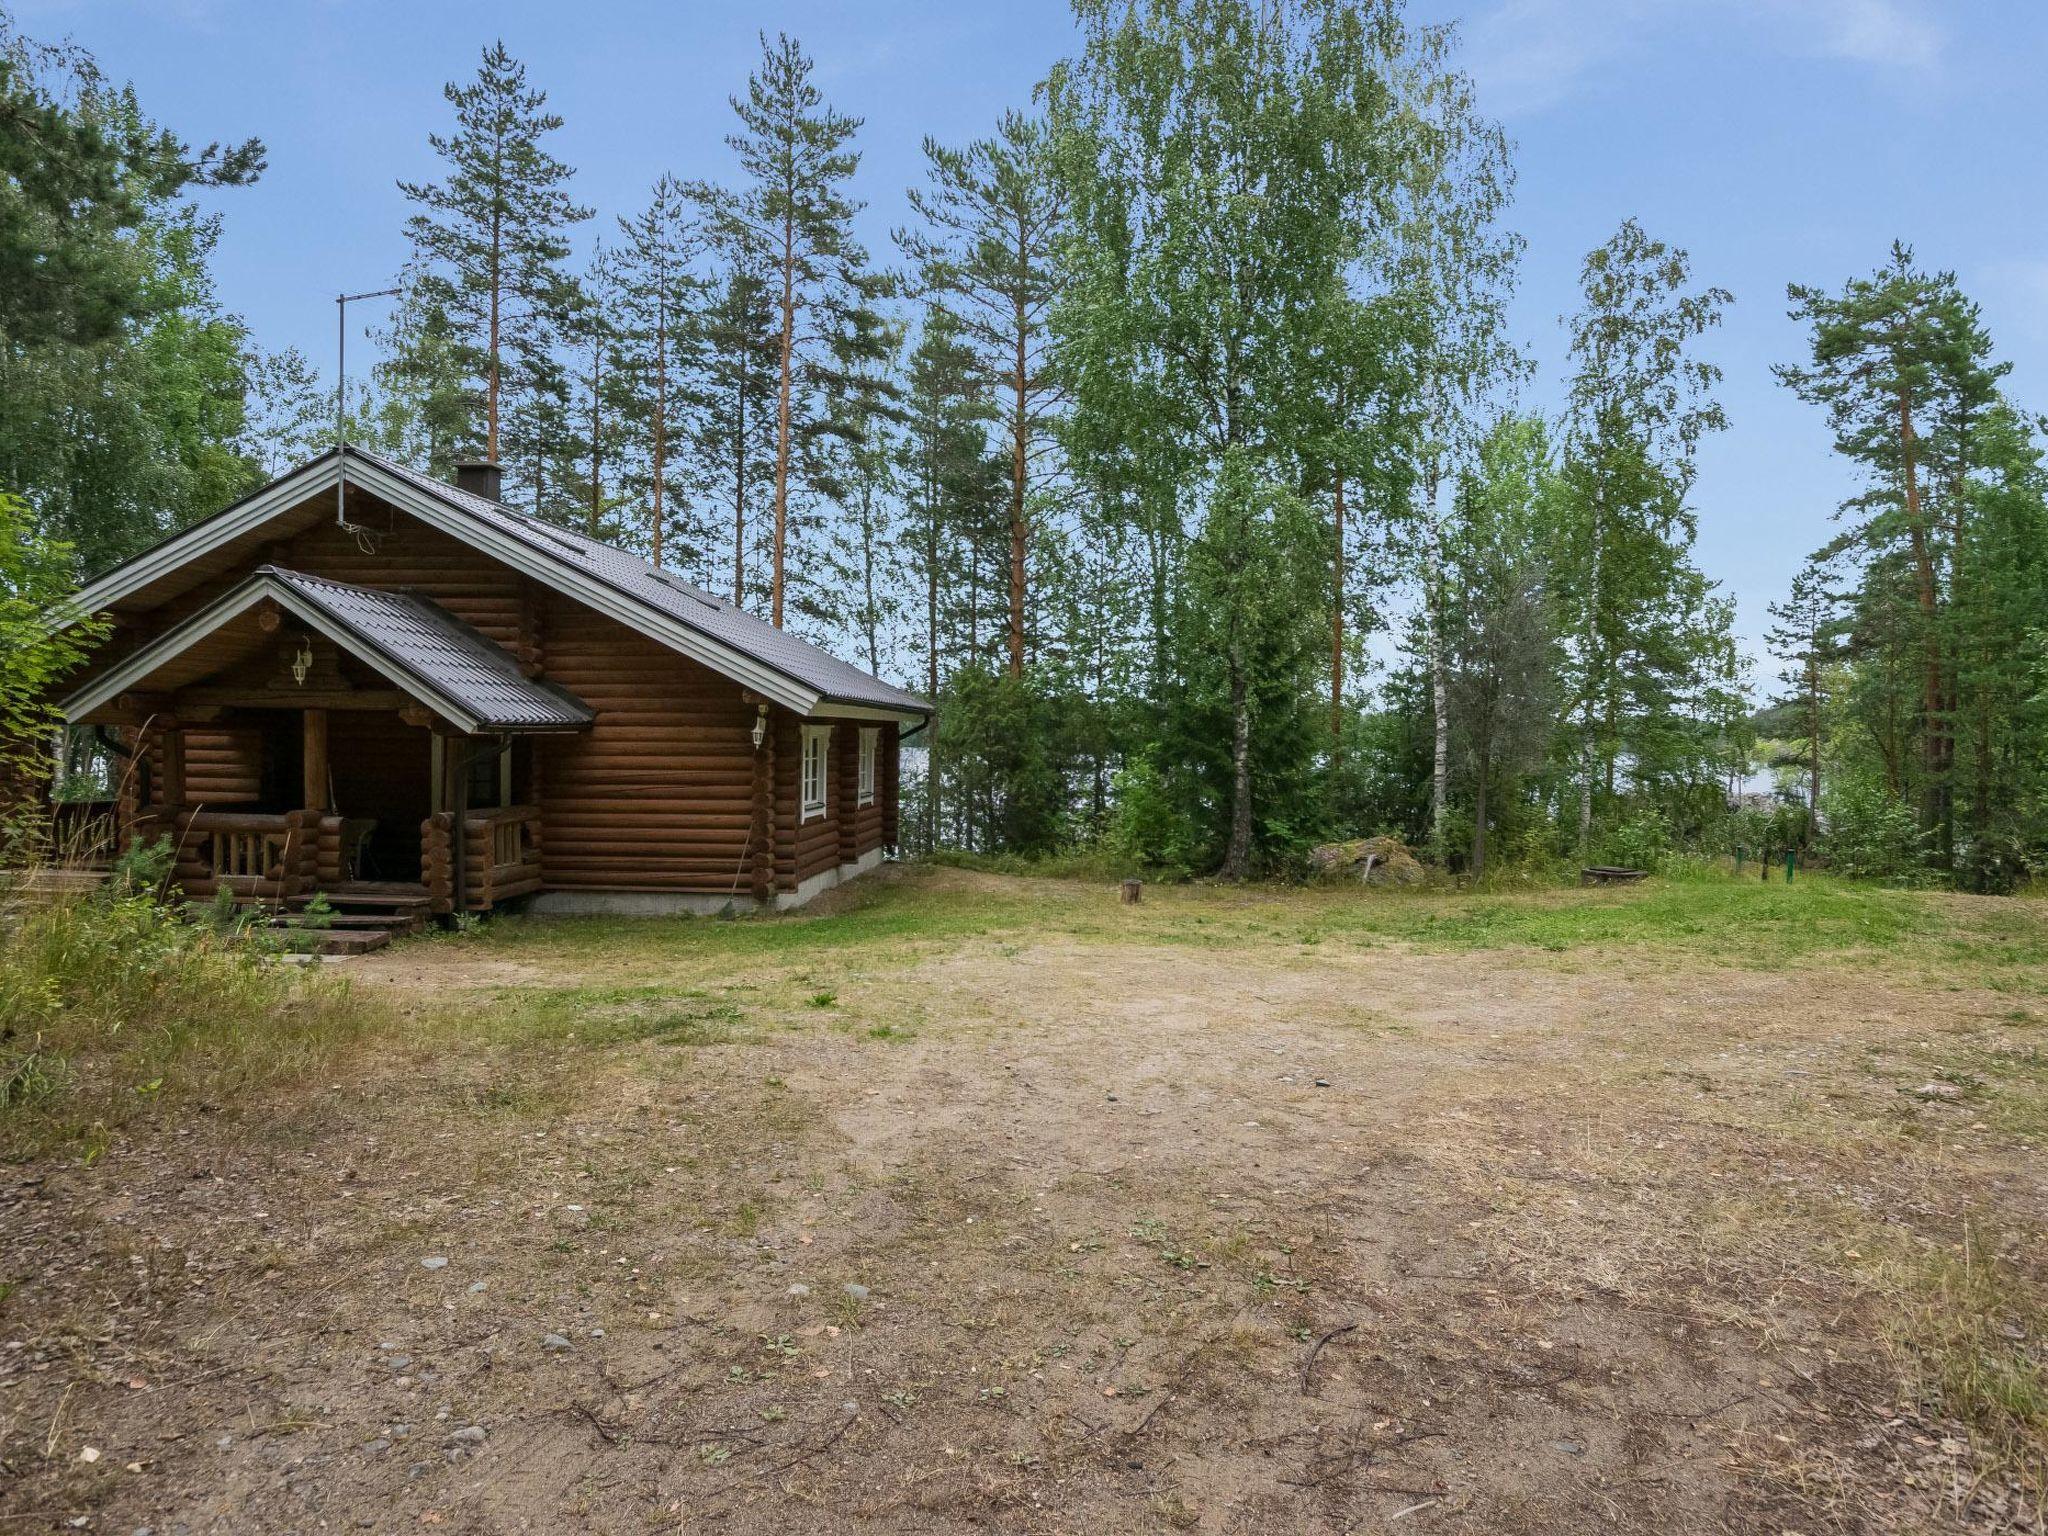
525;847;891;918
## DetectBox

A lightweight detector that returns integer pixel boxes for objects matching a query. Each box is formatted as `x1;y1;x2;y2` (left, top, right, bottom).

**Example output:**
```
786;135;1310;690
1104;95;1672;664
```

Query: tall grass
0;879;385;1156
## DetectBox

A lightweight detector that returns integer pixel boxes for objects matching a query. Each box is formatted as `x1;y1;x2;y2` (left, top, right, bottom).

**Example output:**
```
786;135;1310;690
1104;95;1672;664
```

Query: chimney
453;460;502;502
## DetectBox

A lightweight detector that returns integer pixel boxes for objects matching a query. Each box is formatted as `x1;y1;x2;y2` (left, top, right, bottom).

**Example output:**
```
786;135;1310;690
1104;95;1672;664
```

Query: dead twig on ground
1301;1321;1357;1393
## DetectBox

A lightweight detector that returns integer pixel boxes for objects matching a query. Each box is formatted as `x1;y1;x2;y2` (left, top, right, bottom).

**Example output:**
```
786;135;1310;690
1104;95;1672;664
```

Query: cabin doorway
252;711;304;811
325;712;434;884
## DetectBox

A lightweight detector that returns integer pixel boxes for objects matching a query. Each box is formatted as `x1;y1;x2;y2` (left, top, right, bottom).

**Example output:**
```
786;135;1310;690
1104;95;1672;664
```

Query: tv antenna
335;286;400;543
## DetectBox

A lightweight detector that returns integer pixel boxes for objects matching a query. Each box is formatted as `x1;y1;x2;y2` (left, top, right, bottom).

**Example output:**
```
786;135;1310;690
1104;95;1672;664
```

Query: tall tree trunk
1578;480;1602;855
1807;650;1822;839
487;198;502;462
587;337;603;537
651;306;667;569
1223;644;1252;880
1898;389;1945;844
770;209;797;629
732;367;748;606
1330;471;1345;760
1469;749;1489;878
1423;470;1450;851
1006;281;1028;679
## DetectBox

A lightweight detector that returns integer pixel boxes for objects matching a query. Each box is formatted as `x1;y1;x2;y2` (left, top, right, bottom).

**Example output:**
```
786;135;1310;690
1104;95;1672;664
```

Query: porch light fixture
291;636;314;686
751;704;768;751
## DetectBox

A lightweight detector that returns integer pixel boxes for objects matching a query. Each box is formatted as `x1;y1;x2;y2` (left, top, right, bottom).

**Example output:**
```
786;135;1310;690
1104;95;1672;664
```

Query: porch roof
61;566;596;735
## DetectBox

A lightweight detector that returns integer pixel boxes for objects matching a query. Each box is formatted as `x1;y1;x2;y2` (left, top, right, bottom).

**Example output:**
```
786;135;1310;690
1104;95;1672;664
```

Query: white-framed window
800;724;832;822
857;727;879;808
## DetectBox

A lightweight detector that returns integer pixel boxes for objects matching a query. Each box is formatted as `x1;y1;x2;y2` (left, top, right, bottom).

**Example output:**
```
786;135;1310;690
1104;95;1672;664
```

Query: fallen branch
1301;1322;1357;1393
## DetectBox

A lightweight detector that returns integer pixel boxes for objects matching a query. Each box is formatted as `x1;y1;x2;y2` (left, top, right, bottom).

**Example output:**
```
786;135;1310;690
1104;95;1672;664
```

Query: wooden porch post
156;720;186;811
303;709;329;812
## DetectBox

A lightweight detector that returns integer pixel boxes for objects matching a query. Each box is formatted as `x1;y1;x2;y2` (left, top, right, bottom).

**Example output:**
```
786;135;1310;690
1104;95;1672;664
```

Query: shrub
1599;807;1672;871
1101;749;1203;878
1821;775;1926;881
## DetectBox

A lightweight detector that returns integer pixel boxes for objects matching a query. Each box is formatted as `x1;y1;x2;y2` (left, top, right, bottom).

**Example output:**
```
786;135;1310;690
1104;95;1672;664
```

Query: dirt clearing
3;867;2044;1532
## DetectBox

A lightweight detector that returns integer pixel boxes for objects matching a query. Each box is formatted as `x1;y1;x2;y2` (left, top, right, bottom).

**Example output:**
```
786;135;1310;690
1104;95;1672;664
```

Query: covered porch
63;566;592;921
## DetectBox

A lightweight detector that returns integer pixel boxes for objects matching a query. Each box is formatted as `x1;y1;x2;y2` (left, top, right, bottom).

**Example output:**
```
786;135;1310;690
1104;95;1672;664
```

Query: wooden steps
274;927;397;957
263;881;434;957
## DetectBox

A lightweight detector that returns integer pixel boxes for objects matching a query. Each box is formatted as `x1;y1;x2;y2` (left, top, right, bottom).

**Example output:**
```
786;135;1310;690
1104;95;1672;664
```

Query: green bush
1821;774;1927;881
1101;749;1203;878
1599;807;1672;871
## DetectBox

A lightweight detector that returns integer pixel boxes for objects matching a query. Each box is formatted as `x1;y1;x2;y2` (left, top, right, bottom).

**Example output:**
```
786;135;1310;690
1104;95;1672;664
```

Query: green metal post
1785;849;1795;884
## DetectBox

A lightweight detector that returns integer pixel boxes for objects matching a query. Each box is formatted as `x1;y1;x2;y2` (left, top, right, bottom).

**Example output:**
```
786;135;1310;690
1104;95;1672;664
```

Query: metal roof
64;446;932;721
262;568;595;730
363;452;931;716
61;567;595;735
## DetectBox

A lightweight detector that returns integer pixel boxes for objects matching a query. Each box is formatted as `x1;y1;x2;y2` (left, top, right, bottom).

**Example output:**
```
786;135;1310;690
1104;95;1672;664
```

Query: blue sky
14;0;2045;669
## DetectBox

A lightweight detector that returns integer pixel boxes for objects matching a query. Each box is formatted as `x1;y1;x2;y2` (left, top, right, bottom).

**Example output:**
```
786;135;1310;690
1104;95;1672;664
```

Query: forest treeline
4;1;2045;889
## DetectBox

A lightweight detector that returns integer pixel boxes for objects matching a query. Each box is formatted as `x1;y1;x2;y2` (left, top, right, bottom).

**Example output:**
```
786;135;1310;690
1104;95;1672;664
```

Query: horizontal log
176;687;414;712
541;812;755;829
179;811;298;832
542;856;760;875
540;884;765;897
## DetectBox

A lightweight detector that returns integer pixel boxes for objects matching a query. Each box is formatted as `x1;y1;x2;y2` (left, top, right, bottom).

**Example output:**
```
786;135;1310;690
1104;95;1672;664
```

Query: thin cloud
1801;0;1944;69
1454;0;1946;118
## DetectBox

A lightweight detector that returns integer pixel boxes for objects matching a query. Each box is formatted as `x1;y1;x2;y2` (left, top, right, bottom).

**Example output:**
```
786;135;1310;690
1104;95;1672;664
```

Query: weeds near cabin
0;878;381;1153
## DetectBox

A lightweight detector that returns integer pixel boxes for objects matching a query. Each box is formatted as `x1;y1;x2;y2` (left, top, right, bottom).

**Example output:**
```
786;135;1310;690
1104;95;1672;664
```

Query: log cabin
50;447;928;929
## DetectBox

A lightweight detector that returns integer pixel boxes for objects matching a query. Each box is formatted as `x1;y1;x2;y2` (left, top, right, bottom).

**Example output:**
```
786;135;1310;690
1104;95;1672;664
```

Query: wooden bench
1580;866;1648;886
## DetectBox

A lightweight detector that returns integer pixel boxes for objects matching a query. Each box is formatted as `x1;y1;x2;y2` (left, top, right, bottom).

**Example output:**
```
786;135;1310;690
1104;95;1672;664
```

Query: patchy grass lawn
1;865;2043;1534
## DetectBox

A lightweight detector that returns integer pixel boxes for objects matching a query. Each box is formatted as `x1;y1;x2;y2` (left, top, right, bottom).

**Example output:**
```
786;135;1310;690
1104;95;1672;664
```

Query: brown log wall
88;493;906;901
533;593;761;894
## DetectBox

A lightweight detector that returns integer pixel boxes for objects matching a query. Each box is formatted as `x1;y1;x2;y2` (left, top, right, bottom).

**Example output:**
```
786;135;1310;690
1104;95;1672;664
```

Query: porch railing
171;810;329;904
422;804;542;914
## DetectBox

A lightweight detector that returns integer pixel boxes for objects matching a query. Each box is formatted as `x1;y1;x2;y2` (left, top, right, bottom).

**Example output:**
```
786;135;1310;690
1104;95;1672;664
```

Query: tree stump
1120;878;1142;905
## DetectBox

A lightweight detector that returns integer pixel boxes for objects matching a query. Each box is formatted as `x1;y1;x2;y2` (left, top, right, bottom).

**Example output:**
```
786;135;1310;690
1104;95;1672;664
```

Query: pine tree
900;110;1064;678
706;31;883;628
394;41;589;478
559;243;626;538
1777;245;2005;859
1765;560;1841;836
612;174;707;570
694;226;780;607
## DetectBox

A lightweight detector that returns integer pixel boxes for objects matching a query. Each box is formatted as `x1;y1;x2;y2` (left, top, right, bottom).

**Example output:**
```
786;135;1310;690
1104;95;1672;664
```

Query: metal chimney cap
452;460;503;502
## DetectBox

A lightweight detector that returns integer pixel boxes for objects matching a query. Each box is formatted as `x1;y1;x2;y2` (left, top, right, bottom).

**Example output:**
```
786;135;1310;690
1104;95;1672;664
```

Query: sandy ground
2;869;2043;1533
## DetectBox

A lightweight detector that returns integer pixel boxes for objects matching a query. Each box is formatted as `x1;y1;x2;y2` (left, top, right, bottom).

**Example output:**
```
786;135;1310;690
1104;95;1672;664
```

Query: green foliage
0;18;266;575
0;494;105;845
925;665;1069;856
0;882;378;1152
1599;807;1671;872
1101;748;1203;877
1821;771;1927;881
